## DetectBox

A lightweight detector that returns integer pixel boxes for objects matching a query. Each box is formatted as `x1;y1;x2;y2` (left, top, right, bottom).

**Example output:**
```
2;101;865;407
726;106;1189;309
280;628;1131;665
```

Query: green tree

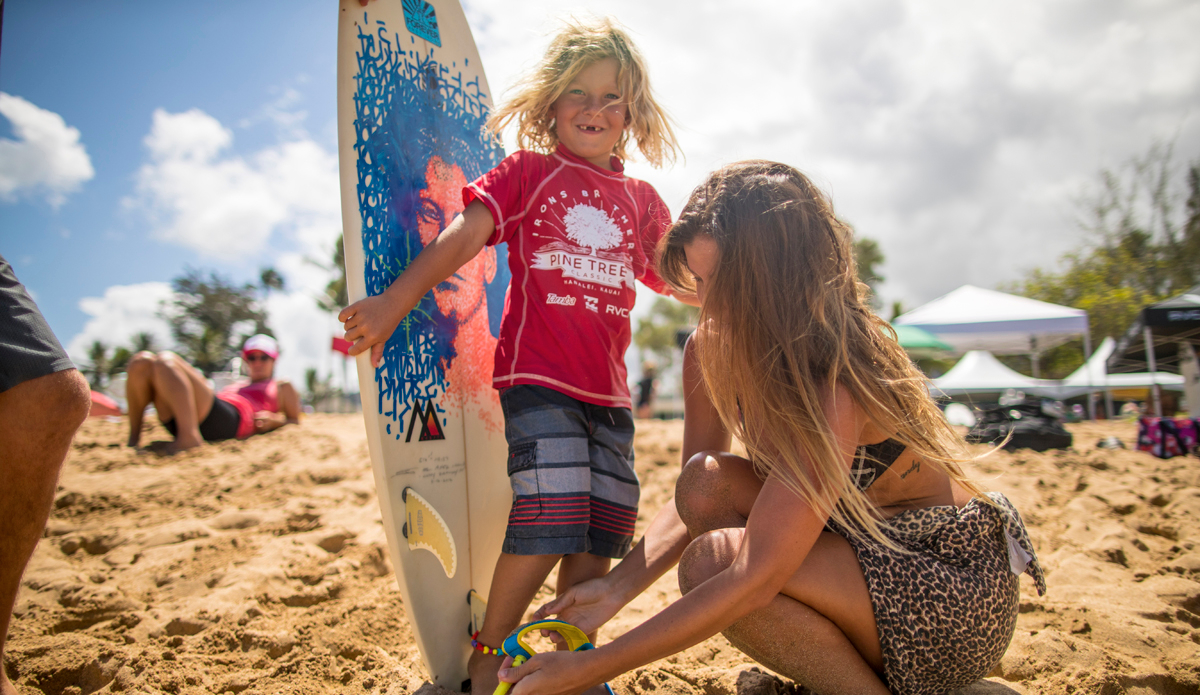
164;268;271;376
843;217;885;310
109;347;133;377
1005;144;1200;378
259;266;285;295
633;297;699;371
84;340;108;390
130;331;156;353
315;236;348;313
853;237;885;298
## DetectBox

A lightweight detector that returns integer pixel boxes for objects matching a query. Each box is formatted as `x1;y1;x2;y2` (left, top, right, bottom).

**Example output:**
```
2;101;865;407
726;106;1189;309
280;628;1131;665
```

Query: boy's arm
339;199;496;367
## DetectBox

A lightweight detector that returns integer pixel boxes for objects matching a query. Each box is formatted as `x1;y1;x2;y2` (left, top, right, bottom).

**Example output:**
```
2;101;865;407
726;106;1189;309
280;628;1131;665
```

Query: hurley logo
406;399;446;442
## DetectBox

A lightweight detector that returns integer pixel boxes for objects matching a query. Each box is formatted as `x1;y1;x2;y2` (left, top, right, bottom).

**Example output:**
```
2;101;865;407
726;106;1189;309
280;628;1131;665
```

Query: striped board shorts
499;384;639;558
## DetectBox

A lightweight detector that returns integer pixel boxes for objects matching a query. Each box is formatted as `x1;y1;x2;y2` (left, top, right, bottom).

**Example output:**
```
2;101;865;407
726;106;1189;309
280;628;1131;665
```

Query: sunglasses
244;353;274;363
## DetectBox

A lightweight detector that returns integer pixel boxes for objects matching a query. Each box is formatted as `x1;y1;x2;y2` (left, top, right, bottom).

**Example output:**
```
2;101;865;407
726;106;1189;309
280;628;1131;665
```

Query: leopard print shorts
828;493;1046;695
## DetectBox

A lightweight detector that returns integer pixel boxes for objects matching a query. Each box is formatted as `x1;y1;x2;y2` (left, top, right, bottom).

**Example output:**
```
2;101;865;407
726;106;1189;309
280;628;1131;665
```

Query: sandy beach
5;415;1199;695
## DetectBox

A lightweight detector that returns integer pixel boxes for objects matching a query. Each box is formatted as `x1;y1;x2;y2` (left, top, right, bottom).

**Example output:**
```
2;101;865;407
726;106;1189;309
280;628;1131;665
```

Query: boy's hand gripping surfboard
336;0;512;689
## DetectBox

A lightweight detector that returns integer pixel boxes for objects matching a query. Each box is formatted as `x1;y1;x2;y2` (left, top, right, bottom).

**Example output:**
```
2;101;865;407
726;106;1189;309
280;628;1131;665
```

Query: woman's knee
678;528;740;595
675;451;754;533
126;351;158;379
676;451;723;520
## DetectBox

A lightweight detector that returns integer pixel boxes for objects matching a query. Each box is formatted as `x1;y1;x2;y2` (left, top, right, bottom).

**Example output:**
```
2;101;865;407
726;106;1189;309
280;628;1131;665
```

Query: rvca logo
605;305;630;317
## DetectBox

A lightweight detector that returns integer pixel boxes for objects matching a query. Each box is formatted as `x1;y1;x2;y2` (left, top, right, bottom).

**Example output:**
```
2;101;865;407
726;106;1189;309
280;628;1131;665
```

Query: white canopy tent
931;342;1185;415
897;285;1097;416
1047;337;1186;411
895;285;1089;358
930;350;1070;398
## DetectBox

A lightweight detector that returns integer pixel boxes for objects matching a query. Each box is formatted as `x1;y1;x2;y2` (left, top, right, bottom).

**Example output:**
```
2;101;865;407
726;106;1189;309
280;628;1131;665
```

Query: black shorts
163;396;241;441
1;254;76;393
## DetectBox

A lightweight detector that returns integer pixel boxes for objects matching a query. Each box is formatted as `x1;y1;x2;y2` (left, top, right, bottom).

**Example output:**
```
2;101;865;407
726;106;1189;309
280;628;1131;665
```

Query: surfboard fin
402;487;457;578
468;589;487;636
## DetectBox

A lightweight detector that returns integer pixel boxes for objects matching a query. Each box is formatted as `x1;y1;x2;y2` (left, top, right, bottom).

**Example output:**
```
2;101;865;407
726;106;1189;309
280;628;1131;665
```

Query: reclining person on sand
125;334;301;452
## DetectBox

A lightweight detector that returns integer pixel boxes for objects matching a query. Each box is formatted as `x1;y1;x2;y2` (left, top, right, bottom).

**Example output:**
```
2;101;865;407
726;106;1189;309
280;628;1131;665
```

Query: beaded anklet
470;631;502;656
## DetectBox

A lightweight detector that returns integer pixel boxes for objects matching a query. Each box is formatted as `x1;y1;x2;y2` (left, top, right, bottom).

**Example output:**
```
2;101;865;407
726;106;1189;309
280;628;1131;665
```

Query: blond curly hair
486;16;679;168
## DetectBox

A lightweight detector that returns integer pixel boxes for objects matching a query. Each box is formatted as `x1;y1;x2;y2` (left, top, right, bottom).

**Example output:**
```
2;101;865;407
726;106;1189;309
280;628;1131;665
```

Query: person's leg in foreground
0;371;91;694
0;252;94;695
675;451;891;695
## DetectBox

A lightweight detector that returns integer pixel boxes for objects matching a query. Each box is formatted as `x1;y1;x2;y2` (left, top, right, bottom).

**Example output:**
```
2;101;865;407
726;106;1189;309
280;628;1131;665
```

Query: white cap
241;334;279;359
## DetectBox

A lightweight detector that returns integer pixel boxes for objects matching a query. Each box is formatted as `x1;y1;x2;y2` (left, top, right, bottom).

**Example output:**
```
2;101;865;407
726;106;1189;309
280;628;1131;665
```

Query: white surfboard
336;1;512;688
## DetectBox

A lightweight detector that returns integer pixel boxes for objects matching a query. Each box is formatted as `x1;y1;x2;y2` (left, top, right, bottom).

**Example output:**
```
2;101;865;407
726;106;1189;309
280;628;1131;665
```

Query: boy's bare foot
468;650;505;695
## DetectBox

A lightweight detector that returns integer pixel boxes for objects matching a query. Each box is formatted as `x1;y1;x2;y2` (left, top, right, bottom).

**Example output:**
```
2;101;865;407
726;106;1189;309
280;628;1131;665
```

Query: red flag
331;337;353;355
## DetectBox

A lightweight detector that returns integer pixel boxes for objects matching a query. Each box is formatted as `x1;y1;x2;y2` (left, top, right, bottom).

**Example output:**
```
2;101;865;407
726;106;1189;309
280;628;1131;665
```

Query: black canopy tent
1107;285;1200;416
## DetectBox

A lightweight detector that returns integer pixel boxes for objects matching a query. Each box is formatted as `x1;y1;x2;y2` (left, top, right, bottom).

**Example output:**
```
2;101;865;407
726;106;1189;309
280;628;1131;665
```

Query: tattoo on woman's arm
899;460;921;479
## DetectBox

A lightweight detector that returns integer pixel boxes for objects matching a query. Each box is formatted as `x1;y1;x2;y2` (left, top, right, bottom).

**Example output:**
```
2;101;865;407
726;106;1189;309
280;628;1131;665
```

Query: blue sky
3;0;1199;390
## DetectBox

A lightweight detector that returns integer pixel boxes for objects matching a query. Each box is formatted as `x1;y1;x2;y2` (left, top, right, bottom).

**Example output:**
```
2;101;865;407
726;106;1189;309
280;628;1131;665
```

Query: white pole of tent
1181;341;1200;418
1144;325;1162;417
1082;331;1095;420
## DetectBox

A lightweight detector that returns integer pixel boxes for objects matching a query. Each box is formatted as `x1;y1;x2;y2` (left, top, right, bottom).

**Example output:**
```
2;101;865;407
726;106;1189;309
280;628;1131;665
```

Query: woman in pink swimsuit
125;334;301;452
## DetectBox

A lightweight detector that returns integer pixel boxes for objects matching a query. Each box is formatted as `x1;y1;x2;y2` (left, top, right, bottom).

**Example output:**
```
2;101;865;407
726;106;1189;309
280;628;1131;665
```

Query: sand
5;415;1200;695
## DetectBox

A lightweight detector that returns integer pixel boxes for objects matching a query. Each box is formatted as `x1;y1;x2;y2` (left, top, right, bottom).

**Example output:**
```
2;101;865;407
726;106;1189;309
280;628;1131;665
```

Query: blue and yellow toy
487;619;615;695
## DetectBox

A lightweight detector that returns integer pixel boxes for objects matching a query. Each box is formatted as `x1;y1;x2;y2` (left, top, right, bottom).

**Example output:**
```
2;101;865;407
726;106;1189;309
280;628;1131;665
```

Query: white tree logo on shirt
563;204;622;251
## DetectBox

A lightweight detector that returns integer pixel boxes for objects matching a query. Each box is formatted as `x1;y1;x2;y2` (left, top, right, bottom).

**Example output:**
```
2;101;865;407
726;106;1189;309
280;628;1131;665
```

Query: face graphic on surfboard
418;156;503;429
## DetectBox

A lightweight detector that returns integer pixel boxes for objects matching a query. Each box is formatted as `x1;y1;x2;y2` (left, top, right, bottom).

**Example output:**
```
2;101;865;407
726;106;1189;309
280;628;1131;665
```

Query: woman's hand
253;411;285;434
532;577;624;639
499;651;598;695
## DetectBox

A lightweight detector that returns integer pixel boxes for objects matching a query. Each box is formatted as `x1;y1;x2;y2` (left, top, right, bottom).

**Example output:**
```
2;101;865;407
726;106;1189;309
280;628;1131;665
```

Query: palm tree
131;331;156;353
85;340;109;390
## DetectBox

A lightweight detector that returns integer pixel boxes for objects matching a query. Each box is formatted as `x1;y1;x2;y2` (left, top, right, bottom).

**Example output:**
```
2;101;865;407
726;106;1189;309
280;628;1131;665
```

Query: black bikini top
850;438;907;491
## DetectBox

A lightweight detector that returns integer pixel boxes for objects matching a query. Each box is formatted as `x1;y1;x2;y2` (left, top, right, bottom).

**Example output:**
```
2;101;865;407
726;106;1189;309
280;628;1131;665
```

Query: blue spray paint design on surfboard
353;12;508;438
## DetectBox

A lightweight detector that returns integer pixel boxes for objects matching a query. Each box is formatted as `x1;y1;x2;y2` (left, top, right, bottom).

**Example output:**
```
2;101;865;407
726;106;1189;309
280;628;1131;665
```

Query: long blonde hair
485;16;679;168
659;161;990;546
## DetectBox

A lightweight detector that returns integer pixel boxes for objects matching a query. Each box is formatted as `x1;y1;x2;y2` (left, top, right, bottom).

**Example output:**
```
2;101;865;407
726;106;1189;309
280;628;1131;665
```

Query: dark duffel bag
965;402;1073;452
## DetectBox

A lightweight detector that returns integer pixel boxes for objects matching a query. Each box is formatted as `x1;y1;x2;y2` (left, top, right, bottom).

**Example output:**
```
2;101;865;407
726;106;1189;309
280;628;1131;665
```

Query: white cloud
0;93;94;206
464;0;1200;313
66;282;175;363
115;103;351;392
128;107;340;262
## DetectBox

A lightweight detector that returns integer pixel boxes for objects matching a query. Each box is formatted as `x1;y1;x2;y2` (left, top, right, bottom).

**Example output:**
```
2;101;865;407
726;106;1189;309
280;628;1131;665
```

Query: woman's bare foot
468;650;505;695
166;436;205;454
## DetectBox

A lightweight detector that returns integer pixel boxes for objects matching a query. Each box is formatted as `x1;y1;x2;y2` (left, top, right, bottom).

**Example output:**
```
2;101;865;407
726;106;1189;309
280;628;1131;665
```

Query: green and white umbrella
890;324;952;357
